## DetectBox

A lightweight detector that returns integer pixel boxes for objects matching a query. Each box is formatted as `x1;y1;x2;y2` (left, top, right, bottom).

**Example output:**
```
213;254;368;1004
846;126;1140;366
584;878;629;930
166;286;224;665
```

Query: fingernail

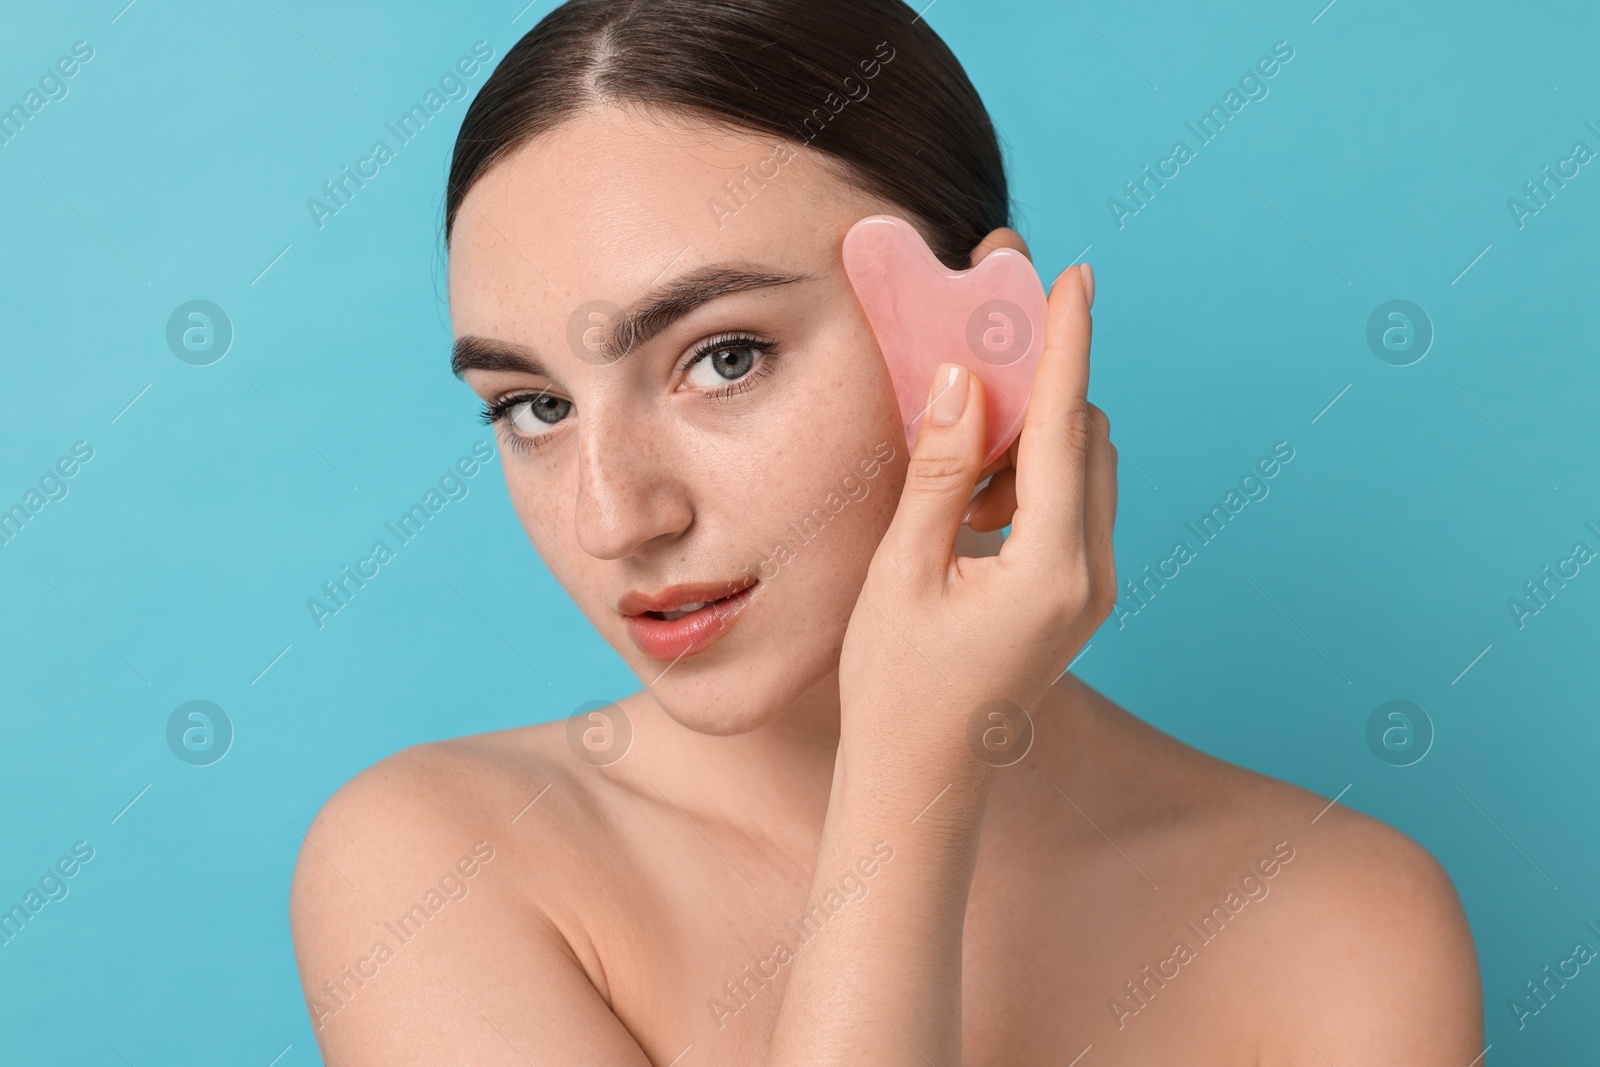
930;363;969;426
961;501;976;525
1080;262;1095;309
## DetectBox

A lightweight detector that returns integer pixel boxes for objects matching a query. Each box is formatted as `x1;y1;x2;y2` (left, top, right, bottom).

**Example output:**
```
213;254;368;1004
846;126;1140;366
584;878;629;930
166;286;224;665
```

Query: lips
620;578;760;662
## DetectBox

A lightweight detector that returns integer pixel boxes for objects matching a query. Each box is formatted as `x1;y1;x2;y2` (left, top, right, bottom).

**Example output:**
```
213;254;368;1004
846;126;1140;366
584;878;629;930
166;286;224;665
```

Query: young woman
290;1;1483;1062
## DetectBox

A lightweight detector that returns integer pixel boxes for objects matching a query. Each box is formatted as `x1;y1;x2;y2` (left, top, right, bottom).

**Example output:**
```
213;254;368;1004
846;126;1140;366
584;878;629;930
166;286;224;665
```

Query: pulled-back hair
445;0;1009;269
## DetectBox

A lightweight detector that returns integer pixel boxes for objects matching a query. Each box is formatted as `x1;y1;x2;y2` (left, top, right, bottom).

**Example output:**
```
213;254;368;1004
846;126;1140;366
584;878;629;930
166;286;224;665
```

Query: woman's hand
836;261;1118;783
766;261;1116;1066
962;230;1095;533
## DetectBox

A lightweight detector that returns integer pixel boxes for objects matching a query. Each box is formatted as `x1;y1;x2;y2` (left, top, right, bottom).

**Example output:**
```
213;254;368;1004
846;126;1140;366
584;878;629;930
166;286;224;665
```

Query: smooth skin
290;105;1483;1065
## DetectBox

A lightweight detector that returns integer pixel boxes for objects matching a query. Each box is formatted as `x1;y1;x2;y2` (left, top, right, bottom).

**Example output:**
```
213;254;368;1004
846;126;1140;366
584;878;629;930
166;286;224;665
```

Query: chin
627;614;845;738
654;690;790;737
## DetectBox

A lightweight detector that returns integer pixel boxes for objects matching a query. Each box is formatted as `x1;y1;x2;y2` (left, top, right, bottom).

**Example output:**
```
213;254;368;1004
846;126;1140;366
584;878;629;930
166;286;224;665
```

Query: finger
876;363;988;590
1004;263;1093;566
976;454;1007;483
962;466;1017;533
975;433;1019;484
1080;404;1118;626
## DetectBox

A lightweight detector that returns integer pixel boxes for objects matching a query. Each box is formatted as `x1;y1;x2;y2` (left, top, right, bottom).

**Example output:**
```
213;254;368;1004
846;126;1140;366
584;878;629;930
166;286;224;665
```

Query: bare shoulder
289;720;599;936
288;724;651;1066
1239;775;1481;1062
297;726;566;852
1066;687;1483;1062
1167;750;1483;1062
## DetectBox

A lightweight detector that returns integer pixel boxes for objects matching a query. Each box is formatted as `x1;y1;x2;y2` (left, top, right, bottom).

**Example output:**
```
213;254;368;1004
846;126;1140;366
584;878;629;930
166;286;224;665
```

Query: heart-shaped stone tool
842;214;1047;468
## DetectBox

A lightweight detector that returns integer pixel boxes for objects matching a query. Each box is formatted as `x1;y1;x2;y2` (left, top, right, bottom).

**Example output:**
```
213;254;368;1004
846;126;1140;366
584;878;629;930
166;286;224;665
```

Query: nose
572;398;694;561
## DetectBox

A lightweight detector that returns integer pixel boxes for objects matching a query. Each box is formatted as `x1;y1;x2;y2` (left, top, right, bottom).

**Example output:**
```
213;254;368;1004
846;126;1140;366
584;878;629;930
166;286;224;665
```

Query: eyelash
478;333;781;454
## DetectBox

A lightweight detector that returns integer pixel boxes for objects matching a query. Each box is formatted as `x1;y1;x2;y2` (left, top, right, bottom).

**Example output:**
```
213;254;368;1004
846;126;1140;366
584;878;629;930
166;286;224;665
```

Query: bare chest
576;828;1276;1066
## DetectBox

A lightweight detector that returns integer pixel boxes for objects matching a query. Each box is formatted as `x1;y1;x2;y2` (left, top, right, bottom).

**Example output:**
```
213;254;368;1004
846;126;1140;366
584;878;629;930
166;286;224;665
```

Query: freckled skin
289;106;1484;1066
450;107;908;733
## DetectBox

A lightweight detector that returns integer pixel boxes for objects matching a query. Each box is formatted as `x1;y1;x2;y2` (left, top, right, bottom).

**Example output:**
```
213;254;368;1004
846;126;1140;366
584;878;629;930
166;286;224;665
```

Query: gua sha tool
842;214;1047;468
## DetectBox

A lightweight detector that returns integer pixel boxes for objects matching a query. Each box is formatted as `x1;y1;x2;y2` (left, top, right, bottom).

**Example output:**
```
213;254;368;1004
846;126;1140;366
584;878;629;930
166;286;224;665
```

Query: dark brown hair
444;0;1009;269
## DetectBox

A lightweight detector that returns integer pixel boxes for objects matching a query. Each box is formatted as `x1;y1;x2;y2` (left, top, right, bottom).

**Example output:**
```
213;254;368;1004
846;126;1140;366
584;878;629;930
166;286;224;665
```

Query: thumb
879;363;987;587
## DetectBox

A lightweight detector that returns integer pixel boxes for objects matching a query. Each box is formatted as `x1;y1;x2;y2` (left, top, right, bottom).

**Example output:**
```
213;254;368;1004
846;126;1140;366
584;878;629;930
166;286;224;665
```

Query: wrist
832;732;999;825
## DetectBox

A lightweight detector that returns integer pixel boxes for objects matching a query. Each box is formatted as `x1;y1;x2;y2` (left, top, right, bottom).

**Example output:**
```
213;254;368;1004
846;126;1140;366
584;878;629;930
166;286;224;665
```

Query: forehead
448;105;871;328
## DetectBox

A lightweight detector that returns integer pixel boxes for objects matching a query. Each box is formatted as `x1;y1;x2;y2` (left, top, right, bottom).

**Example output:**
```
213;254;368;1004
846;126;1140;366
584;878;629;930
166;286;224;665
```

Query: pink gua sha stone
842;214;1047;468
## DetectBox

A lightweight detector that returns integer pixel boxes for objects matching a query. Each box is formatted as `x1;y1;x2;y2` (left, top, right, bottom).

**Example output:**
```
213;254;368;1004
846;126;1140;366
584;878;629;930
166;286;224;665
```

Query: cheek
766;318;904;482
502;453;562;536
509;459;623;630
734;353;907;608
501;451;585;582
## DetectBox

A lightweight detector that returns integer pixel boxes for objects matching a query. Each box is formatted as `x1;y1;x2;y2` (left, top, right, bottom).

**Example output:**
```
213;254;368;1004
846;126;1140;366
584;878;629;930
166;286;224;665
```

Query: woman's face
449;105;915;735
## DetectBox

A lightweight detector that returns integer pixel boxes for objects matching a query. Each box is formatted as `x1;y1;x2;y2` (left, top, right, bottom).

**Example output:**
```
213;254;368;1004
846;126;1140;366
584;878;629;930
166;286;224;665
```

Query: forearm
762;263;1102;1065
766;742;996;1066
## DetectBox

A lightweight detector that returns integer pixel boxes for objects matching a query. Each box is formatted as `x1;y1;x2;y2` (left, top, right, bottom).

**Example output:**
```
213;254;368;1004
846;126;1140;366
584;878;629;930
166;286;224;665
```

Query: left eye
685;341;763;389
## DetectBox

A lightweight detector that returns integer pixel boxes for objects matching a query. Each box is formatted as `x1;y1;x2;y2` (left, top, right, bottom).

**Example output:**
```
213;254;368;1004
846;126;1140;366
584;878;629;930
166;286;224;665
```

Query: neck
624;657;1104;835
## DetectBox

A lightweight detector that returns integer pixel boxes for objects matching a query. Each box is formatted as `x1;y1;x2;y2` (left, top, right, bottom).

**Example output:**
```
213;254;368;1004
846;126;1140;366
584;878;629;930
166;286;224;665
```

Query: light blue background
1;0;1595;1062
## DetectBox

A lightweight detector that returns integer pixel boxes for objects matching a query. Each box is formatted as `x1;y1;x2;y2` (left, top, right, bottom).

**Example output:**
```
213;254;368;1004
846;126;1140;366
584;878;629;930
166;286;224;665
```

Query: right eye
482;390;573;447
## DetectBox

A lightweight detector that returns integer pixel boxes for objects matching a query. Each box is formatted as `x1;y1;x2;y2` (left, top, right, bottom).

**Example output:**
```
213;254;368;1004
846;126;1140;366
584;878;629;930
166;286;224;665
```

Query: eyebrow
451;264;808;378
